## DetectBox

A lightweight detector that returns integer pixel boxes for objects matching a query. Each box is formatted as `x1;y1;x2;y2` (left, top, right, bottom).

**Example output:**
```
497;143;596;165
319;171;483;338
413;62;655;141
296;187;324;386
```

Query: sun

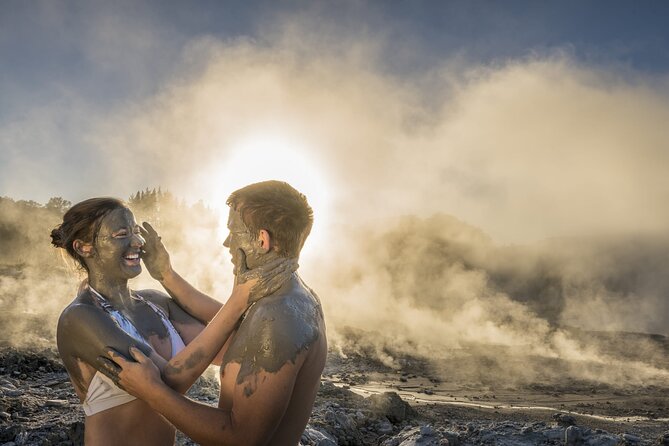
205;132;332;258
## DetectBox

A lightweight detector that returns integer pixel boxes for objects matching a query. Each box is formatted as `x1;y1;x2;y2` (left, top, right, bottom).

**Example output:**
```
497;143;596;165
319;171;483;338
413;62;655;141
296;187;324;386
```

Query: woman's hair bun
50;226;66;248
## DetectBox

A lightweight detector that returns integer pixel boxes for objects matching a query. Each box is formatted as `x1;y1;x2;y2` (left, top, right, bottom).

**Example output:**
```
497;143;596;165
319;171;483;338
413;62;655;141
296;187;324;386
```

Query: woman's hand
97;347;163;399
139;222;173;281
233;250;298;306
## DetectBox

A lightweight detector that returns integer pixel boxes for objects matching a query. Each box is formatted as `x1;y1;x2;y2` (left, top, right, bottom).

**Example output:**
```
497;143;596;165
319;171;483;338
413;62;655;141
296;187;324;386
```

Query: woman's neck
87;272;132;307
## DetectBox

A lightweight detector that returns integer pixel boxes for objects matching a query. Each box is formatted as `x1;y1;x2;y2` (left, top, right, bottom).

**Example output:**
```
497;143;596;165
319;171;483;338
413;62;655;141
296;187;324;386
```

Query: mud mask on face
228;210;276;273
90;208;144;280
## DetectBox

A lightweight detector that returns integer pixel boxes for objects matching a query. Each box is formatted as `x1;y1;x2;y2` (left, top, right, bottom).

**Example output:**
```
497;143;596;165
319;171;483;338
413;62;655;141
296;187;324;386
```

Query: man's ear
73;240;94;258
258;230;272;253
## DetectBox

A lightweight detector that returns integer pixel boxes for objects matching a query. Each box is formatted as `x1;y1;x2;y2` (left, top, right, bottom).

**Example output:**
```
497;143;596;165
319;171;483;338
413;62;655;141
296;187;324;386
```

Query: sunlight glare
207;133;332;259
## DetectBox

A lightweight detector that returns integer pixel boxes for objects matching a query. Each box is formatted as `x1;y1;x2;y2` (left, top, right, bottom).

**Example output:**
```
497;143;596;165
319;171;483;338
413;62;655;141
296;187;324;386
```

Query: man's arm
103;298;314;445
58;303;166;390
96;286;247;394
104;347;304;446
133;222;299;393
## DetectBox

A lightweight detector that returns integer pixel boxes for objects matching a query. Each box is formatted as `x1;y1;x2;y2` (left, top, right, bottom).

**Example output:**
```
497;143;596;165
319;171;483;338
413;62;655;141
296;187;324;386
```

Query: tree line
0;189;218;268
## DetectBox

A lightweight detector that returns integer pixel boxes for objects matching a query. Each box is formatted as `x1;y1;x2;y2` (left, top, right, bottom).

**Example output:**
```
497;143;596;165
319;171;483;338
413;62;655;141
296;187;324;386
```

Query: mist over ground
2;14;669;390
2;192;669;389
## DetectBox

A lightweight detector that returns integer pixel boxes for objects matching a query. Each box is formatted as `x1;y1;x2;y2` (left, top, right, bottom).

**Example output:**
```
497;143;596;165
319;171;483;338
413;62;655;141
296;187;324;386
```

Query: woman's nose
131;232;146;247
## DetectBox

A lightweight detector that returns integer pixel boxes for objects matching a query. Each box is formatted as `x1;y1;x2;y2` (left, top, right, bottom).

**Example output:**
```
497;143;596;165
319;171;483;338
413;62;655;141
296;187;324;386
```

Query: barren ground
2;339;669;445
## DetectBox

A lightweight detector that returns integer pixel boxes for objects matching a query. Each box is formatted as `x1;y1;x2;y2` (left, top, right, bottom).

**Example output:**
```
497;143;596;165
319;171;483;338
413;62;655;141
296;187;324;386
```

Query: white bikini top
82;286;185;416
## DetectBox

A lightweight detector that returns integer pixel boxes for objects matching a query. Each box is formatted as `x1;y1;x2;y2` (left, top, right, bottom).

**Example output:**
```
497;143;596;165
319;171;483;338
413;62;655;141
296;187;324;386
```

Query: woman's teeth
124;253;140;265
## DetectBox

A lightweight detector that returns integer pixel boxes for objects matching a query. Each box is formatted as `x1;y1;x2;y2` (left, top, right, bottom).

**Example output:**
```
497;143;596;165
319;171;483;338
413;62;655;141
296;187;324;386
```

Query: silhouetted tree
46;197;72;214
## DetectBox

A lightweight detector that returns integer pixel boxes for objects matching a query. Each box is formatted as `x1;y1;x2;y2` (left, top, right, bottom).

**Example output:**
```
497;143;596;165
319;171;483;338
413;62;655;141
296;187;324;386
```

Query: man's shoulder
248;276;322;325
224;276;324;374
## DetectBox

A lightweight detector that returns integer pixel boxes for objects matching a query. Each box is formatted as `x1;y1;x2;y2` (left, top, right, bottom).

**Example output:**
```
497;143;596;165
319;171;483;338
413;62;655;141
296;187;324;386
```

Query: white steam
2;17;669;387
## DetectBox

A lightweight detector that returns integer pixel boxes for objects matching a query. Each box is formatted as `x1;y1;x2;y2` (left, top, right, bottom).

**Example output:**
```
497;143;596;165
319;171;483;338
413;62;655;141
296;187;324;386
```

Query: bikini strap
88;286;114;312
133;291;185;356
87;285;147;343
131;291;170;320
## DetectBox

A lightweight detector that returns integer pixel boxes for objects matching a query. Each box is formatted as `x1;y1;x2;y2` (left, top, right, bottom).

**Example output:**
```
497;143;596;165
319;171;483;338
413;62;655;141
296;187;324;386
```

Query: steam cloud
311;215;669;387
2;15;669;388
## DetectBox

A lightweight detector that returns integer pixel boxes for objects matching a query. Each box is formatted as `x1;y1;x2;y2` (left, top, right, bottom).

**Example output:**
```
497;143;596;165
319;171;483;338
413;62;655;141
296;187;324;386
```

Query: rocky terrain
2;346;669;446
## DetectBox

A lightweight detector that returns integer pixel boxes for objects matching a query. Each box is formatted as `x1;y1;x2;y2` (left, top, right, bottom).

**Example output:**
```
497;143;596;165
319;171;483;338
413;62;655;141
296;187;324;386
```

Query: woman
52;198;284;445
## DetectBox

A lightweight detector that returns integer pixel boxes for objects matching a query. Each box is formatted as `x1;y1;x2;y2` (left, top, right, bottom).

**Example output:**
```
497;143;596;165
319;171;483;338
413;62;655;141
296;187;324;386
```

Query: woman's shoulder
58;294;103;329
56;293;109;355
59;289;97;320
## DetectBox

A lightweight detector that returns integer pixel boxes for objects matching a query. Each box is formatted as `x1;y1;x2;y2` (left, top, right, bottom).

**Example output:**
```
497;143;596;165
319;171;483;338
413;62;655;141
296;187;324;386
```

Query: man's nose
131;232;145;248
223;234;230;248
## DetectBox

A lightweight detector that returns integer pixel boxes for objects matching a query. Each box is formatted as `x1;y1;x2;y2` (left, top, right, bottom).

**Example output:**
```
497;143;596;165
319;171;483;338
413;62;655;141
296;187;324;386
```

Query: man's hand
139;222;172;281
97;347;163;399
234;250;298;305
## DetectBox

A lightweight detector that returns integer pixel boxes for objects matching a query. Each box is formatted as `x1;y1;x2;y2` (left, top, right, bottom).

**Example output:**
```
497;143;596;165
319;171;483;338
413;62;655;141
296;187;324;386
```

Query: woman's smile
123;251;141;267
93;208;145;279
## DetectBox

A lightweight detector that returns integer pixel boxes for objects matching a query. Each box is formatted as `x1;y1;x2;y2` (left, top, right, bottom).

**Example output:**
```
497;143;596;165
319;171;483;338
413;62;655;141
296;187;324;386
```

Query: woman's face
88;208;145;281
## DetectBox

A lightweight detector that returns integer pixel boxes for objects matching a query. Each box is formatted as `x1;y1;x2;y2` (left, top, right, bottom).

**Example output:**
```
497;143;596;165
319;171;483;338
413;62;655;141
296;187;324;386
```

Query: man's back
219;274;327;445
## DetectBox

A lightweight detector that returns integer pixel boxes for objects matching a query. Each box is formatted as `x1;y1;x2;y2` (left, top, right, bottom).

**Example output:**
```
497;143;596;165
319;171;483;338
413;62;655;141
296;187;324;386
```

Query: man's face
223;209;264;274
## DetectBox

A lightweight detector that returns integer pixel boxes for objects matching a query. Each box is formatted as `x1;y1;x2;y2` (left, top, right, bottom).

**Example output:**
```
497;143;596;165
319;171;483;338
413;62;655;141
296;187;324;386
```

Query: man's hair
227;180;313;257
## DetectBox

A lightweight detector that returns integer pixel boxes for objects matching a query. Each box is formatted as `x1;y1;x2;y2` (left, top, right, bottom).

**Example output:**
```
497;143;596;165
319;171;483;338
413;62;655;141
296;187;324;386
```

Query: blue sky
2;1;669;241
0;0;669;104
3;1;668;120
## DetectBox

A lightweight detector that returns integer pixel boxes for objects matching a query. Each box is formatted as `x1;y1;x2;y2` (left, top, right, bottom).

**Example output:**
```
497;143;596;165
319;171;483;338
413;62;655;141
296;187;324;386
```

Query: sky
2;0;669;243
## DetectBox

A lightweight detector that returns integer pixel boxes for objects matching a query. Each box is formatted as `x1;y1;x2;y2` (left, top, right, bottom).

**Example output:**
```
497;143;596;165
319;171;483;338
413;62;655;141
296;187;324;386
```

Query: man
101;181;327;446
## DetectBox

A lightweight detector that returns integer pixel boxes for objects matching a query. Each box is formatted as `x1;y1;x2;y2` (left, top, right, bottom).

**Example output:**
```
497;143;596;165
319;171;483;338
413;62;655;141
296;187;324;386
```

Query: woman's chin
122;260;142;278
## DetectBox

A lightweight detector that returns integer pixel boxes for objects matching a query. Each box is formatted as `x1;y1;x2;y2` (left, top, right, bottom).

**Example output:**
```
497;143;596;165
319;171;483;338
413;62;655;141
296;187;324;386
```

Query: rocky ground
2;346;669;445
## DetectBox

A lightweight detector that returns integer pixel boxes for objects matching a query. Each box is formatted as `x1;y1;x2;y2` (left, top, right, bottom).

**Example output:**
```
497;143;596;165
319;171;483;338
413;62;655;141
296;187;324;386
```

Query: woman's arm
135;289;230;367
159;269;223;323
95;287;245;394
139;222;298;324
140;222;222;322
159;287;248;393
165;295;232;366
157;267;297;393
133;222;298;393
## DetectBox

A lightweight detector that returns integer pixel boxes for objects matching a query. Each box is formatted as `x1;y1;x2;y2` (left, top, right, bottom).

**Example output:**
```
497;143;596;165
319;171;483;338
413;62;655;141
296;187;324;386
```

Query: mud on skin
226;210;268;274
57;290;157;390
57;208;179;390
222;274;325;392
222;210;321;389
